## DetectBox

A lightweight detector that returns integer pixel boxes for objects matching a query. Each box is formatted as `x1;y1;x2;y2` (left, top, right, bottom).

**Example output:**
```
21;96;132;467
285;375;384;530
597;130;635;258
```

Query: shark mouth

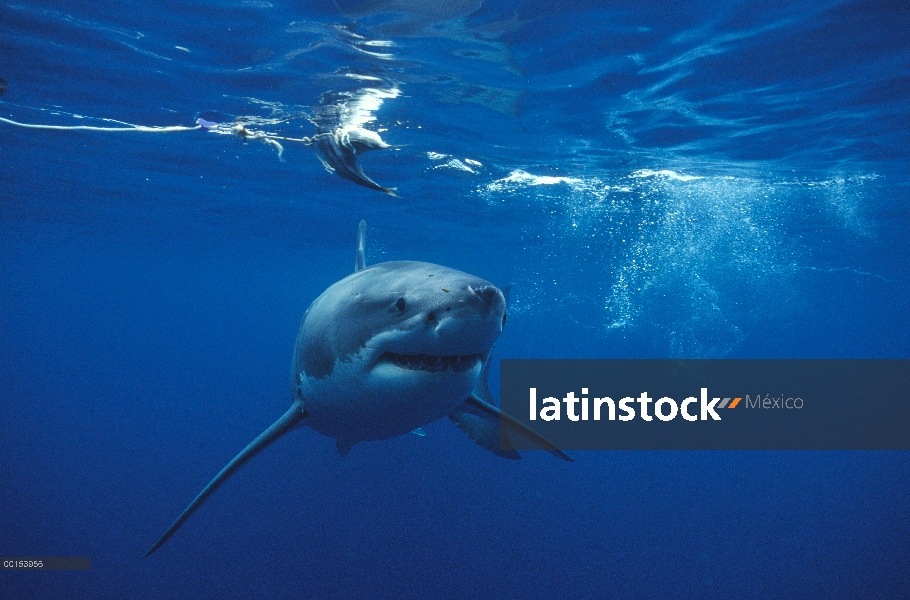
379;352;483;373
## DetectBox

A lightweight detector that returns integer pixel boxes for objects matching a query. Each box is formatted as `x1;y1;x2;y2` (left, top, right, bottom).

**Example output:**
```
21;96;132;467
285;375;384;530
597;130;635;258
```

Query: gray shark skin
143;221;570;557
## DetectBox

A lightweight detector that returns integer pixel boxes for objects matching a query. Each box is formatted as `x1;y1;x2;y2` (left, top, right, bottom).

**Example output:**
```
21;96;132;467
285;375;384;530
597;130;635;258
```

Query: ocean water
1;0;908;598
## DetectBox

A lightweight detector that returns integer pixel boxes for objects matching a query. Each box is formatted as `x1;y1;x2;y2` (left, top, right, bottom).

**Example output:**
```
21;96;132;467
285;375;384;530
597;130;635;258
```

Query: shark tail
143;401;307;557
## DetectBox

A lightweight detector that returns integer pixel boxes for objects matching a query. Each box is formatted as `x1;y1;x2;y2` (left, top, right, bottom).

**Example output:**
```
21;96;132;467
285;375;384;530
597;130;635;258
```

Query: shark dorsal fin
355;220;367;272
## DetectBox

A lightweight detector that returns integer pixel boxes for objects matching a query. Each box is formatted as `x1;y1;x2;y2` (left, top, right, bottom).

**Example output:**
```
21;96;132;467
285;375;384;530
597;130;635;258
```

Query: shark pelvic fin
143;401;307;557
335;438;356;457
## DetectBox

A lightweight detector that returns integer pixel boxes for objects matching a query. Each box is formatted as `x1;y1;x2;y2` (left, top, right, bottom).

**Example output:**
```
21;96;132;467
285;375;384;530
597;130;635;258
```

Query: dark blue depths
1;0;908;598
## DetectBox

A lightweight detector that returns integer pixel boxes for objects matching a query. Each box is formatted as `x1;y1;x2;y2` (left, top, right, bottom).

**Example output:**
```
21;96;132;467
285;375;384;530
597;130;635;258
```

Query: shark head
294;260;507;440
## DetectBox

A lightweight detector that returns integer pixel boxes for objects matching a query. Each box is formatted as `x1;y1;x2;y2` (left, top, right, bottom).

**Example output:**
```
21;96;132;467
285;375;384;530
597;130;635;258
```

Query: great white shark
144;221;570;557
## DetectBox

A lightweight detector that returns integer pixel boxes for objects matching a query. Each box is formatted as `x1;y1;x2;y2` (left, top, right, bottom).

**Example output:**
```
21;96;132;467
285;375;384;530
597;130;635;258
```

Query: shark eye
395;297;406;313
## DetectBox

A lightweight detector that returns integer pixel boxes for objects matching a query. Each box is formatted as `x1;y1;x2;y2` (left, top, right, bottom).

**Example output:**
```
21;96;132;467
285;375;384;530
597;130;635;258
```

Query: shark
143;221;570;557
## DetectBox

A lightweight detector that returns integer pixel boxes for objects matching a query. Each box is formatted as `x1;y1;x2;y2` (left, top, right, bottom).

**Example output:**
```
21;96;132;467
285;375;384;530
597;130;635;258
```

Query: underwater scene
1;0;908;597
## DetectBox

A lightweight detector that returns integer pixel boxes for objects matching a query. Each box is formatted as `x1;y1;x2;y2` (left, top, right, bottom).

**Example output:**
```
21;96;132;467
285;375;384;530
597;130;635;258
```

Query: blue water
2;1;909;597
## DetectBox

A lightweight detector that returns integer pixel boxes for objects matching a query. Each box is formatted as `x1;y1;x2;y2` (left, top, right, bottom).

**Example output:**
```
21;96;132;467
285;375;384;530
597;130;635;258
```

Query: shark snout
467;285;505;316
418;283;506;351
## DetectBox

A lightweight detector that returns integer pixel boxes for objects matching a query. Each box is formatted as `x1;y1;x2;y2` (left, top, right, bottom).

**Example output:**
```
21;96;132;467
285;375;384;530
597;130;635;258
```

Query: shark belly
299;357;483;441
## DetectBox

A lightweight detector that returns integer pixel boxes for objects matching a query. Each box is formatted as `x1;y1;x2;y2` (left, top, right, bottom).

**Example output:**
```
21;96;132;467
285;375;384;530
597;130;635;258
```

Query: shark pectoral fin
336;438;356;457
451;352;547;460
143;401;308;558
448;403;521;460
464;395;574;462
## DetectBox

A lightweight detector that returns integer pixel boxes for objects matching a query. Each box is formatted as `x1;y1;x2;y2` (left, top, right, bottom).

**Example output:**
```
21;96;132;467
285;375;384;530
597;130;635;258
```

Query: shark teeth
379;352;482;374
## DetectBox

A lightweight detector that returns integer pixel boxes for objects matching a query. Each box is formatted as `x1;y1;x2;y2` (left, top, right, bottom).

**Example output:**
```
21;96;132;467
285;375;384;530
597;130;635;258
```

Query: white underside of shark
144;221;570;557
